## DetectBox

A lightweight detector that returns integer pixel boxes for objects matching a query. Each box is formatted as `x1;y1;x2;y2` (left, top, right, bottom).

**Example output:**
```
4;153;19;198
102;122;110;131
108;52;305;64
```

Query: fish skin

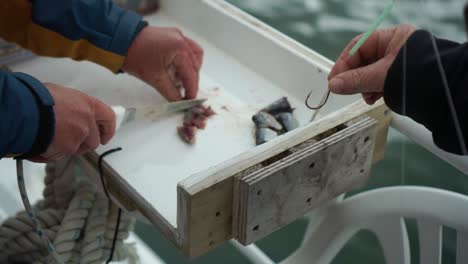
260;97;293;115
256;128;278;145
277;112;299;132
252;111;283;131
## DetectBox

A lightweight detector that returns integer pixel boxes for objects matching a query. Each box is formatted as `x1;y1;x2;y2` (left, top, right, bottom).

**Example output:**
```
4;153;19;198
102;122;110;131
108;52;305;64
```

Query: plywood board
234;117;377;244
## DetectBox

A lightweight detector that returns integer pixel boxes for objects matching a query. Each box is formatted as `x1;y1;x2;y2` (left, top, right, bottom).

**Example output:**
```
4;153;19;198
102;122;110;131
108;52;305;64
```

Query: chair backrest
283;186;468;264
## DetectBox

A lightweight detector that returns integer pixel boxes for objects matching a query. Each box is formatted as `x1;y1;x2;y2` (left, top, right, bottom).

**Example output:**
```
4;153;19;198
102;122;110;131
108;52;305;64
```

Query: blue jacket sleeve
0;0;147;73
0;71;55;158
31;0;145;54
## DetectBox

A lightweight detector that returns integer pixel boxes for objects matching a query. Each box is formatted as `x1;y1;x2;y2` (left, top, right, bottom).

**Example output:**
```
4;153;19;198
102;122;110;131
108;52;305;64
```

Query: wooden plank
365;103;391;162
178;178;234;257
178;99;390;257
234;117;377;244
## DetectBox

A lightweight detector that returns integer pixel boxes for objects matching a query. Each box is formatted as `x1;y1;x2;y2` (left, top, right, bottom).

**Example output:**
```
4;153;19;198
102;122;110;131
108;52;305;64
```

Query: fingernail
329;78;344;93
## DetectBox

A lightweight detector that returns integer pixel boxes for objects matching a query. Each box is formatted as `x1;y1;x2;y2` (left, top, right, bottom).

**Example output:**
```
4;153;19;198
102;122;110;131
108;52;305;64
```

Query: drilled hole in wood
257;190;262;196
360;169;365;174
309;162;315;169
253;225;259;231
306;198;312;203
215;211;221;217
364;136;370;143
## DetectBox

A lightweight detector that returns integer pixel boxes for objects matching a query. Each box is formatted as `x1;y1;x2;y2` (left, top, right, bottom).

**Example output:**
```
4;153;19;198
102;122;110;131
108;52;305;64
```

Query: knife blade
112;98;207;130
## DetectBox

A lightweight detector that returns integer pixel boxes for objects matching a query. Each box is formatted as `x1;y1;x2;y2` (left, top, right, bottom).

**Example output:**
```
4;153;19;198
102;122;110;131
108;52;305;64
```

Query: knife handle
111;105;127;132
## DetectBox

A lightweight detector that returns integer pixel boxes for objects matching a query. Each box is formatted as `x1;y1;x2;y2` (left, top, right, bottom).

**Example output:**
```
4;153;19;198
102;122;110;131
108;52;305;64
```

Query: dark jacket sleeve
384;30;468;155
0;70;55;159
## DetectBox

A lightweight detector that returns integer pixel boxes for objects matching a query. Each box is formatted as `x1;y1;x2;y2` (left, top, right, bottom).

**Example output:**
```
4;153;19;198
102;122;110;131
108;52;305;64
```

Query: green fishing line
349;0;394;56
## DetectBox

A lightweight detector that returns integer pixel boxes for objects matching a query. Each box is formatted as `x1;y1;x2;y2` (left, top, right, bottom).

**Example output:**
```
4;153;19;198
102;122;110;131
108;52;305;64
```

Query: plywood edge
177;185;191;255
365;103;392;162
80;153;180;247
177;177;234;258
181;99;387;194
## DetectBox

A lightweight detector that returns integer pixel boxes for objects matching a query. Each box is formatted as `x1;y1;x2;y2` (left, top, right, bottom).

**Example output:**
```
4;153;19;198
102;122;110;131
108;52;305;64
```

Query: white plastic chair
233;186;468;264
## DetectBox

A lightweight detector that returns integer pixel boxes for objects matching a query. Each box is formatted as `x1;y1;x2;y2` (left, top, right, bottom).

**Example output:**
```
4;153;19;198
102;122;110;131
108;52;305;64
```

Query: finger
173;53;198;99
329;31;383;81
329;35;362;81
185;37;204;70
369;93;383;104
152;69;182;101
179;40;200;96
75;145;91;155
329;59;390;95
362;92;383;105
183;39;199;72
76;121;100;154
363;92;373;102
39;150;66;162
92;98;116;145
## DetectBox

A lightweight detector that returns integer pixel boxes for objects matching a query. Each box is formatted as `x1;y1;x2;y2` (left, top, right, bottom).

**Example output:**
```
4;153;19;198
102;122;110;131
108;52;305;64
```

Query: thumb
91;98;116;145
328;59;389;95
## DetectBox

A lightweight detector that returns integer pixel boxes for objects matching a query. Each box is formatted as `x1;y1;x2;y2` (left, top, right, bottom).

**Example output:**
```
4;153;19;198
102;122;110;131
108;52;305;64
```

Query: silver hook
305;90;331;110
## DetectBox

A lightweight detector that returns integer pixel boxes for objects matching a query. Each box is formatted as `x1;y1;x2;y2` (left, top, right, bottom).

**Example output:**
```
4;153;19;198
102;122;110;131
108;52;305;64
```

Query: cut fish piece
259;97;293;115
177;104;216;144
277;112;299;132
252;111;283;131
255;128;278;145
177;126;197;144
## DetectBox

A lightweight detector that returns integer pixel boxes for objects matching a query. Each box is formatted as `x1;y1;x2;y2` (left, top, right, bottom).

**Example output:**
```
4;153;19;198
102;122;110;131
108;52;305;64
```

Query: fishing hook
305;90;330;110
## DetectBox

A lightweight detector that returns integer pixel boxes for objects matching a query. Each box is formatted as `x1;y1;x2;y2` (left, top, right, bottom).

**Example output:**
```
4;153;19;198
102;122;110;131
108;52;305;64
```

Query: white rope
0;161;137;263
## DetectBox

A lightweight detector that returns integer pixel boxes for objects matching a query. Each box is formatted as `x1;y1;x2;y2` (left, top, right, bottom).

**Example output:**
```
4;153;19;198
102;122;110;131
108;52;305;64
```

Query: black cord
107;208;122;264
98;148;122;200
97;147;123;264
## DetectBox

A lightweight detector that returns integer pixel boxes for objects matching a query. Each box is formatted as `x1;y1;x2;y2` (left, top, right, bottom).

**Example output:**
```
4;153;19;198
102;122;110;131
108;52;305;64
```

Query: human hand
122;26;204;101
31;83;116;162
328;24;416;104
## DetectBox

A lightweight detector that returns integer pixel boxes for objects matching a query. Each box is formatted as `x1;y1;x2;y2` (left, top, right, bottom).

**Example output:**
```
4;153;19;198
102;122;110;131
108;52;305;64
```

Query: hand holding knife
111;98;207;131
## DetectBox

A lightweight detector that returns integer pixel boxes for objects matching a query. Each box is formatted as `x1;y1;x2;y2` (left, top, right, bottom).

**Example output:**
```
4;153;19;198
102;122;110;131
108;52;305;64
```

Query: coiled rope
0;155;137;263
